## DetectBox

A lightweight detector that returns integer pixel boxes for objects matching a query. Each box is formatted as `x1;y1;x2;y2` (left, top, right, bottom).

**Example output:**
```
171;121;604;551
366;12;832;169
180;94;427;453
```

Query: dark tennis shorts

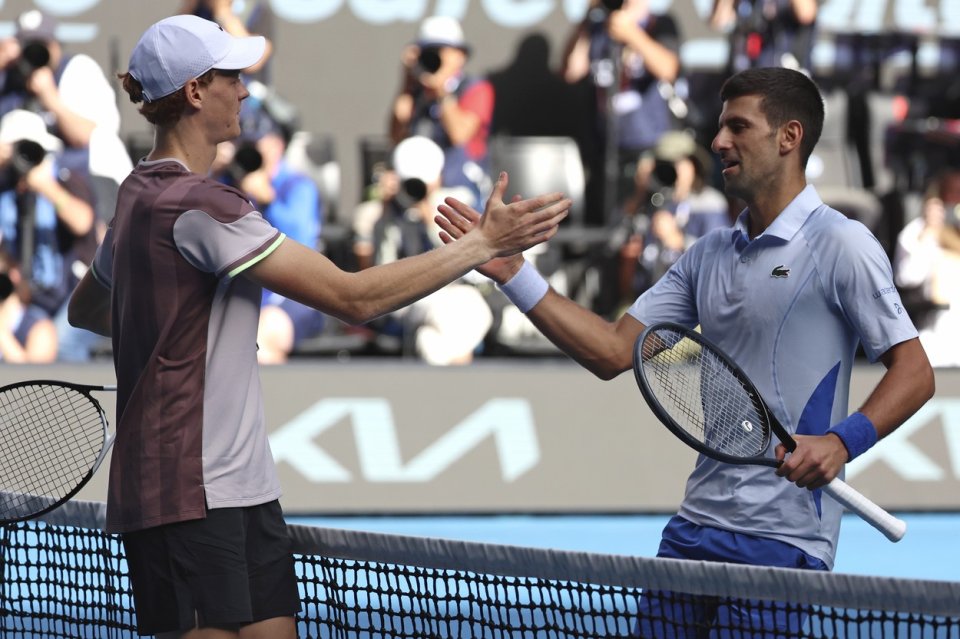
121;500;300;635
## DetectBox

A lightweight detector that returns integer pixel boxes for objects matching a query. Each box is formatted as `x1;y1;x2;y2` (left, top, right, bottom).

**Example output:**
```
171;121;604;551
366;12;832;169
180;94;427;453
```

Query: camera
399;177;428;204
224;142;263;186
0;272;14;302
0;139;46;190
415;46;443;75
5;40;51;92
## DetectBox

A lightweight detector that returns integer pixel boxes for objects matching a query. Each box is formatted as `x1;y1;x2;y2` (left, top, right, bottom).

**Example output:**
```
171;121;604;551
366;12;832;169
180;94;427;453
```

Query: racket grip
823;478;906;542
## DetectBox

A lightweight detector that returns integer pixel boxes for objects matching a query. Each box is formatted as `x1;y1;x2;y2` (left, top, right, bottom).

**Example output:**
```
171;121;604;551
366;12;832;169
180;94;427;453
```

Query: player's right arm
529;285;643;380
68;268;111;337
246;173;570;325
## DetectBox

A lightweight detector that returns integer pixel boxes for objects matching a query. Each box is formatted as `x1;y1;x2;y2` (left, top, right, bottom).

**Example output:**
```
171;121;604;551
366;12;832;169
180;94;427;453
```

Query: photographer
390;16;494;209
709;0;818;74
0;9;131;238
0;10;120;150
562;0;682;225
617;131;729;303
0;109;97;361
360;136;493;365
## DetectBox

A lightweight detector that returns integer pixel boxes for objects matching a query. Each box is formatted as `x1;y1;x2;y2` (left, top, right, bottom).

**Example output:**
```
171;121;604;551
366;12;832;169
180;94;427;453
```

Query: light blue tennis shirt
627;185;917;568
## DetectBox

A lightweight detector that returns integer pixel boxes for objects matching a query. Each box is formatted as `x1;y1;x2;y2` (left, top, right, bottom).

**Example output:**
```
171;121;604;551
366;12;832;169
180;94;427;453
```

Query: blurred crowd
2;0;959;366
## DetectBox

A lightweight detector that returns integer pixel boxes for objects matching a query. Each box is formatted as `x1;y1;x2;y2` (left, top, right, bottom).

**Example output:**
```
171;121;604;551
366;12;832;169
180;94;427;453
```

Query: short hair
719;67;824;168
118;69;217;127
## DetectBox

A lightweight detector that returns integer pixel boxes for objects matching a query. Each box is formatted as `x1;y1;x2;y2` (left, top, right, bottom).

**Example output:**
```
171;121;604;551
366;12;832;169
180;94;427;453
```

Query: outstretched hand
435;172;569;283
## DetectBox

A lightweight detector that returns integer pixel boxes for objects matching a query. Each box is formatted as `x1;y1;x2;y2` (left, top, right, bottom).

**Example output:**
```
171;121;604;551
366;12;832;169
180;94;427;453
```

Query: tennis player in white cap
68;14;570;639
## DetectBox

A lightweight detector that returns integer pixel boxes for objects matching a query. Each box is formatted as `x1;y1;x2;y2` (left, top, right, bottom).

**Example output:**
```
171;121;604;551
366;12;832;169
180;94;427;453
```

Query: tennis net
2;500;959;638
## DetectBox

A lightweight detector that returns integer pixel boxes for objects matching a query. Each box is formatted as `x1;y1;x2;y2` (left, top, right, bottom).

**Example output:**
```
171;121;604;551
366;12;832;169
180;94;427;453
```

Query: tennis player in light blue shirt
436;66;934;638
627;182;918;569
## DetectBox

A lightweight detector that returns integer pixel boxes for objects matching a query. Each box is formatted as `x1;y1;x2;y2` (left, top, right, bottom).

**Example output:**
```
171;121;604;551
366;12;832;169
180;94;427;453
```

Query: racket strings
641;329;769;459
0;385;105;521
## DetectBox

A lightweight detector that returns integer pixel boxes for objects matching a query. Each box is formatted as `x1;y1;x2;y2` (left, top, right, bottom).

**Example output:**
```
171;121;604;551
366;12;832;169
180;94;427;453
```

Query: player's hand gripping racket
0;380;116;525
632;322;906;542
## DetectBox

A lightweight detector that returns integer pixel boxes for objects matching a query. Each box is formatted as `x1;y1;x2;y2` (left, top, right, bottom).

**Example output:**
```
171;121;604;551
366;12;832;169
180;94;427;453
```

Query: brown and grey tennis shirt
90;158;286;533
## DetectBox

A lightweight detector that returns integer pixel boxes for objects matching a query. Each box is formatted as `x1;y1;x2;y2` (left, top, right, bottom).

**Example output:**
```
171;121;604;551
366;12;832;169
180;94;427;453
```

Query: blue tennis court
290;512;959;582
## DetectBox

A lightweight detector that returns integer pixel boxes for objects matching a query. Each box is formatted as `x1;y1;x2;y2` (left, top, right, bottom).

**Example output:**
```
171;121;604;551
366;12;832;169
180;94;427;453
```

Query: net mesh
638;326;770;459
2;501;959;638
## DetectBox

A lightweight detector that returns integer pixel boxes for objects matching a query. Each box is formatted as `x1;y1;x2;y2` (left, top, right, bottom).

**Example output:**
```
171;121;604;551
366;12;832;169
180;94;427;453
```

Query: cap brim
417;40;471;55
215;35;267;71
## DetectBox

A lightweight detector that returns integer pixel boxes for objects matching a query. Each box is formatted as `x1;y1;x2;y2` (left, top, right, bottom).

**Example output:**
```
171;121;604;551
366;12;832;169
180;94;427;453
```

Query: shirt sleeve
459;80;494;128
90;226;113;288
626;235;703;328
173;208;284;278
831;221;918;362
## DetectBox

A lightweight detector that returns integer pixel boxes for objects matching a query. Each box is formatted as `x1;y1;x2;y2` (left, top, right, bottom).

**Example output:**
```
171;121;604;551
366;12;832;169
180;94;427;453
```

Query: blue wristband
827;412;878;461
498;261;548;313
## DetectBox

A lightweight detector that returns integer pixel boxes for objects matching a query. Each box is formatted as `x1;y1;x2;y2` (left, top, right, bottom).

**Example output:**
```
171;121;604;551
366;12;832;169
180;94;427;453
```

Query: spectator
894;168;960;367
0;9;131;198
0;9;131;362
390;16;494;209
710;0;818;74
0;248;57;363
617;132;729;303
362;136;493;365
353;165;401;272
0;109;98;360
214;107;327;364
562;0;683;223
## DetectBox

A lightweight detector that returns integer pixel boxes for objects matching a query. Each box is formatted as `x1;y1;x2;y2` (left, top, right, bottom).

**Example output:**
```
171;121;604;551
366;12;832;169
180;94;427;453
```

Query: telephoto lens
10;139;46;178
416;47;442;75
226;142;263;185
7;40;51;90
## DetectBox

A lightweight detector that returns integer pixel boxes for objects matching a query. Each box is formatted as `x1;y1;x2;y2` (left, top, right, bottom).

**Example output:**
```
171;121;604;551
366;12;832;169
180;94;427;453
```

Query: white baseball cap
0;109;62;153
129;15;266;102
416;16;470;53
392;136;445;185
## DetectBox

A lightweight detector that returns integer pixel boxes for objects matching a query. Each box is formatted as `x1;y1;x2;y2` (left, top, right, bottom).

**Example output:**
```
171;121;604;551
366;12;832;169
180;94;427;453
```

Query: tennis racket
632;322;907;543
0;380;116;525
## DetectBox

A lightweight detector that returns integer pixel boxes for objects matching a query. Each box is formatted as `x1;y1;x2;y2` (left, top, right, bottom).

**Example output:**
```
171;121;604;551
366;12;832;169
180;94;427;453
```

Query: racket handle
823;478;906;542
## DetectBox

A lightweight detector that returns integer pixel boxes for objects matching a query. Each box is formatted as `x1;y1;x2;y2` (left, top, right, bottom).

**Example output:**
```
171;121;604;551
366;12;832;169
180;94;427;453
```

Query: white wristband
498;261;548;313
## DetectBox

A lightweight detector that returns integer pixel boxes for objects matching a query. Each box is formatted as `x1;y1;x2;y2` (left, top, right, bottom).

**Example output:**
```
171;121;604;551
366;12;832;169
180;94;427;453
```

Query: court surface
290;512;958;581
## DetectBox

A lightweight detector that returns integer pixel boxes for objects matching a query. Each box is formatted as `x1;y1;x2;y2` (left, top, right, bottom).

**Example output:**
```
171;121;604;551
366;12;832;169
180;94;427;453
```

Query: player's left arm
778;223;935;488
854;337;934;441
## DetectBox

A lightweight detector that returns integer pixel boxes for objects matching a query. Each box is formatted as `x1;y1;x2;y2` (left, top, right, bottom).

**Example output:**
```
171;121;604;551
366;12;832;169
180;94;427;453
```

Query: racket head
633;322;778;467
0;380;110;524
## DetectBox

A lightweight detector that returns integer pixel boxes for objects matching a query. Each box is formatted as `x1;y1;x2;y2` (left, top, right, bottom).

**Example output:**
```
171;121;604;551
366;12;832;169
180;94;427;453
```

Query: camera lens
0;273;13;301
20;41;51;70
401;178;428;203
11;140;46;177
417;47;442;75
233;143;263;174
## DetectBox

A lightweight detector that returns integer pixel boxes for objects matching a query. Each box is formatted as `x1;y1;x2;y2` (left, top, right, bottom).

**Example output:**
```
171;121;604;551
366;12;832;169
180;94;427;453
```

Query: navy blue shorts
121;500;300;635
635;515;828;638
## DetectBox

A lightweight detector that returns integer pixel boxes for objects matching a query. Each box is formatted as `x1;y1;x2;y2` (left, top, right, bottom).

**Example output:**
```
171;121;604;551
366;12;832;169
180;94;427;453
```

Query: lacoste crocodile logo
771;265;790;278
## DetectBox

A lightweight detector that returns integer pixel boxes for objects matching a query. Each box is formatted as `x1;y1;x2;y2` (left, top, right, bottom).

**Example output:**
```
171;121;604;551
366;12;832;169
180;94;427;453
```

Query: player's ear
779;120;803;156
183;78;203;109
